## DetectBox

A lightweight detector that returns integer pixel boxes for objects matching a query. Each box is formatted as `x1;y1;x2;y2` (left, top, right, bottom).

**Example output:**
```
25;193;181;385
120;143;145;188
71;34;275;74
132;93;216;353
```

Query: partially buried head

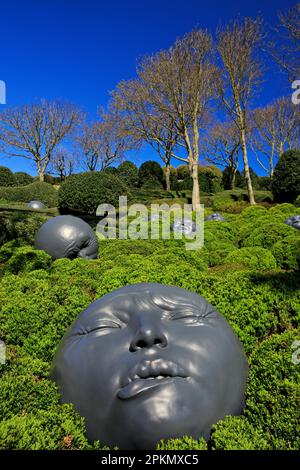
51;283;248;450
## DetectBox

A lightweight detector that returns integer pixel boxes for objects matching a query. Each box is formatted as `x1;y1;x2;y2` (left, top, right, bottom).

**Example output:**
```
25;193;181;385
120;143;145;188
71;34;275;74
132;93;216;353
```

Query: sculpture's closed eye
168;308;218;325
75;320;123;336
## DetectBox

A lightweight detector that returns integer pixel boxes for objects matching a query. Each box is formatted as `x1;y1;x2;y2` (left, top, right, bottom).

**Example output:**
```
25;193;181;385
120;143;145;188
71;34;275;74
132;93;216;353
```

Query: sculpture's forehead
80;284;210;320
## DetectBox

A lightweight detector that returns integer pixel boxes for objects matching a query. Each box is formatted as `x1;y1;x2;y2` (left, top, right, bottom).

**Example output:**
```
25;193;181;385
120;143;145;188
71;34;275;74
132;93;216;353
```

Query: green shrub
13;172;34;186
117;161;139;187
271;149;300;203
0;212;49;246
0;182;58;207
295;195;300;207
269;203;299;216
0;239;28;263
0;408;85;450
0;215;14;247
3;247;52;274
212;197;248;213
224;247;277;271
157;436;208;450
210;416;270;450
271;235;300;269
201;237;237;267
240;222;295;249
138;161;164;188
257;176;272;191
0;166;15;187
238;205;268;220
58;171;129;215
245;329;300;449
198;166;222;193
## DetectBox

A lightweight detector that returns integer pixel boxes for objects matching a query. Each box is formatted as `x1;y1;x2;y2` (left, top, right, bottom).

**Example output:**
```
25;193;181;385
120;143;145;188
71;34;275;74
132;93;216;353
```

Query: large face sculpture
52;283;248;450
34;215;98;260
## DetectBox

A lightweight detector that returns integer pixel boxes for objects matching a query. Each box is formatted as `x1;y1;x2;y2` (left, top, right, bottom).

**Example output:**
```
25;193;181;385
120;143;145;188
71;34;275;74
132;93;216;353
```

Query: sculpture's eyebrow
149;293;208;318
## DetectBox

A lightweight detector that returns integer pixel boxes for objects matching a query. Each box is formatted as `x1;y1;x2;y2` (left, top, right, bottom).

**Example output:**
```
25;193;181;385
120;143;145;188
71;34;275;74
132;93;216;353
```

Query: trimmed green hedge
58;171;129;215
224;247;277;271
0;182;58;207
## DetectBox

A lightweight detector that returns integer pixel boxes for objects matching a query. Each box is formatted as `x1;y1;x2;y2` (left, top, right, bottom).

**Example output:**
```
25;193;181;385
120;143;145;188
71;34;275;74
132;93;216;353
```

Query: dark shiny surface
52;283;248;450
170;220;196;235
27;200;46;210
205;213;225;222
35;215;98;259
285;215;300;231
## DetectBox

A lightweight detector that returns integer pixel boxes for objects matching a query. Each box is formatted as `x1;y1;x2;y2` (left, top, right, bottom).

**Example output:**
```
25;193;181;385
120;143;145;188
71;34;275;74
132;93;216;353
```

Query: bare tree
77;111;135;172
112;78;179;190
112;30;215;210
202;121;241;189
250;96;300;176
216;17;264;205
138;30;216;210
270;3;300;81
48;147;76;181
0;100;82;181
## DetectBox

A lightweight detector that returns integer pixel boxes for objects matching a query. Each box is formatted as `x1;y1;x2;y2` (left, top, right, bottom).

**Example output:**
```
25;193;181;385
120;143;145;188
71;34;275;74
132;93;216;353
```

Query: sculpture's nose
129;315;168;352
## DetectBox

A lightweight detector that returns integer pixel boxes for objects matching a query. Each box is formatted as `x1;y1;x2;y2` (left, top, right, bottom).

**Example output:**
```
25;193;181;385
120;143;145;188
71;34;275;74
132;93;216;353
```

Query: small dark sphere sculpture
285;215;300;231
35;215;98;260
205;213;226;222
27;200;46;210
52;283;248;450
170;219;196;236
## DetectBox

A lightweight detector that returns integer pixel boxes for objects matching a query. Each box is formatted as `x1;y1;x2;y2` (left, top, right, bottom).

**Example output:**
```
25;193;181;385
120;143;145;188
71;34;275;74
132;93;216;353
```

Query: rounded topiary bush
269;203;299;216
0;239;28;263
138;161;164;188
238;205;268;221
240;222;295;249
271;149;300;203
58;171;129;215
3;247;52;274
117;161;139;188
271;235;300;270
212;197;248;213
0;166;15;187
0;182;58;207
224;247;277;271
13;172;34;186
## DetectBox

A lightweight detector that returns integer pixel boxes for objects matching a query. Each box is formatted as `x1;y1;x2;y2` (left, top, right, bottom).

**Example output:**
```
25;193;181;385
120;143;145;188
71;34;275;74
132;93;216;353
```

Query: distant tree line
0;3;299;209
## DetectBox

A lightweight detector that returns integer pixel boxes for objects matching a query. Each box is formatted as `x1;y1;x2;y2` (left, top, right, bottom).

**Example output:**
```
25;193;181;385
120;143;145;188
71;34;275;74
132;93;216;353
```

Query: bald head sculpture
35;215;98;259
27;200;46;210
52;283;248;449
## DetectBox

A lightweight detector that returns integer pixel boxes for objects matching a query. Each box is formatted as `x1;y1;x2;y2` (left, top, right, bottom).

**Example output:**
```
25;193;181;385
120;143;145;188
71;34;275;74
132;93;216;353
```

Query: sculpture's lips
118;359;188;400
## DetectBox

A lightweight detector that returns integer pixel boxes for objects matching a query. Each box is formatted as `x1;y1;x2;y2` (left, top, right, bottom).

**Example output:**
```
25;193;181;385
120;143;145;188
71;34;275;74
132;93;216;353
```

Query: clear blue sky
0;0;297;175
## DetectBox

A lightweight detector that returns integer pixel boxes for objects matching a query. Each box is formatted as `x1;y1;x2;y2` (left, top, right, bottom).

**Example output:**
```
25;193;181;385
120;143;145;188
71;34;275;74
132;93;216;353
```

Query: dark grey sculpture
285;215;300;231
35;215;98;259
52;283;248;450
205;213;226;222
27;200;46;210
171;219;196;236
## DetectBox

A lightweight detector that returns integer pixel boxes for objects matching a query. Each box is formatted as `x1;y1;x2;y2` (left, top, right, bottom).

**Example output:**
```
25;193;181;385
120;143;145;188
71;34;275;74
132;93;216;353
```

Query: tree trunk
191;162;201;210
37;162;44;182
241;130;256;205
232;167;237;189
165;164;171;191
